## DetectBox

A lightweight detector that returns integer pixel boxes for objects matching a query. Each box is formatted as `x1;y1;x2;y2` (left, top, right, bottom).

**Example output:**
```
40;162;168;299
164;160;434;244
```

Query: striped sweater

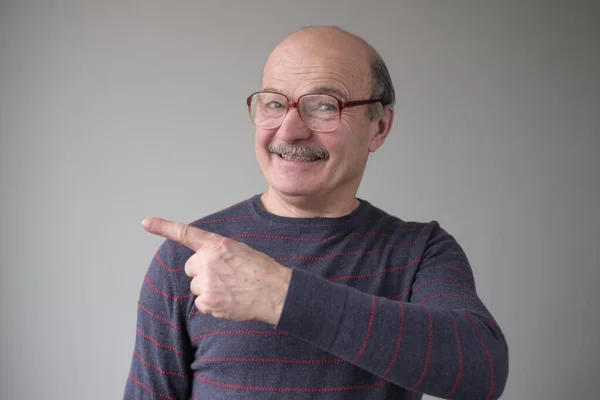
124;195;509;399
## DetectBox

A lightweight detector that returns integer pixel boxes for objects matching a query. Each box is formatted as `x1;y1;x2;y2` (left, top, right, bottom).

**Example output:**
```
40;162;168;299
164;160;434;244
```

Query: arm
124;240;194;399
276;224;509;400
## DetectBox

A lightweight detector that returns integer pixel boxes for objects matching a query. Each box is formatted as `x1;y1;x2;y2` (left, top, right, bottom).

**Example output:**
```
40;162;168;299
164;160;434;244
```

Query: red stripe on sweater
390;287;412;301
144;276;193;302
195;357;345;365
462;312;495;400
424;266;474;282
275;236;429;262
194;374;389;392
383;302;405;376
188;309;203;317
454;309;497;325
389;277;470;301
133;351;187;379
191;215;256;226
329;258;422;282
230;230;394;242
432;228;447;237
137;302;181;330
353;296;377;364
443;313;463;398
155;252;184;273
161;215;256;253
192;329;289;342
136;327;183;356
419;293;478;305
409;308;433;391
128;373;178;400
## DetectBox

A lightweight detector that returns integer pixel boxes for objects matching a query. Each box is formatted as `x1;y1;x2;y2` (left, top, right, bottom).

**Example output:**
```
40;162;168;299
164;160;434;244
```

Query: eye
318;102;338;112
266;101;285;109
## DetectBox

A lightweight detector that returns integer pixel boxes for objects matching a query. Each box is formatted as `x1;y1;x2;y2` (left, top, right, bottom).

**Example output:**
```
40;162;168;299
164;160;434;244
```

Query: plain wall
1;1;599;399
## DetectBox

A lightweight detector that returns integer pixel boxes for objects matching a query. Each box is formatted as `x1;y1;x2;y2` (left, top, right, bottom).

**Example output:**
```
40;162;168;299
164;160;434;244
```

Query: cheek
255;128;267;143
334;120;371;157
255;129;273;153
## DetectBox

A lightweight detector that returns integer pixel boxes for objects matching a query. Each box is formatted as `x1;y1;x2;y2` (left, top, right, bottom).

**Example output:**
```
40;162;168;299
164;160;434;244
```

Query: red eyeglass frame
246;91;384;131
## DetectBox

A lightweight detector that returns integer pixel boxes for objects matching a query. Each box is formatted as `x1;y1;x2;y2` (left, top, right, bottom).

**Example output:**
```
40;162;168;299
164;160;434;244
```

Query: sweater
124;195;509;399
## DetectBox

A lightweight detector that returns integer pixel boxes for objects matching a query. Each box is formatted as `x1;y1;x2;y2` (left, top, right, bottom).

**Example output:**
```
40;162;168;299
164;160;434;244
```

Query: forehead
262;43;371;100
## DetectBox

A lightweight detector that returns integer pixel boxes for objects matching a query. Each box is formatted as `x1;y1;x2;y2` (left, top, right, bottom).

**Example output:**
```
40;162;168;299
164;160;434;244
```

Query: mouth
278;154;322;162
268;143;329;163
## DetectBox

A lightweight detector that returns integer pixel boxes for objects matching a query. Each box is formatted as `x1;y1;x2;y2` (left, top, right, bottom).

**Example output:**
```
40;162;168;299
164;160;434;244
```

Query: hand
142;217;292;325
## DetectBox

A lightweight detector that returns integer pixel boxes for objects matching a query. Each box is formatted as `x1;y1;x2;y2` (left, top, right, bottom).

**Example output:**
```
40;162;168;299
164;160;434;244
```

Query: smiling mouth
279;154;321;162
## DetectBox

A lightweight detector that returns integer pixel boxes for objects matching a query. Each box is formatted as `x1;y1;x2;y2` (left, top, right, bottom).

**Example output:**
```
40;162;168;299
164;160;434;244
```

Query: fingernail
142;218;152;229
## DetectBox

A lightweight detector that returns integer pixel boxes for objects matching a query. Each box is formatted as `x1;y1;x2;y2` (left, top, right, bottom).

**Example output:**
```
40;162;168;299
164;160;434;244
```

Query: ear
368;105;394;153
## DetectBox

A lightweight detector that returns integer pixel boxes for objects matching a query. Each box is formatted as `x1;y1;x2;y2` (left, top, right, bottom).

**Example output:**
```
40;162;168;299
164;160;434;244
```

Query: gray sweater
124;195;509;399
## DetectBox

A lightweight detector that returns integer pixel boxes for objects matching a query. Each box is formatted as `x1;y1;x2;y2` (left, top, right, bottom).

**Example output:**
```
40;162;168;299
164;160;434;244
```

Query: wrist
263;264;292;325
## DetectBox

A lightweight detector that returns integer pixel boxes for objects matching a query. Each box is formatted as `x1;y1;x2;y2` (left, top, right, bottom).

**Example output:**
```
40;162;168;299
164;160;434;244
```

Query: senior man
124;26;509;400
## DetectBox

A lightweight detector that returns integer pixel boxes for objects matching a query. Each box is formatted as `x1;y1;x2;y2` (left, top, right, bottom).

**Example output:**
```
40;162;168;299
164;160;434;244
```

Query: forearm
276;269;508;399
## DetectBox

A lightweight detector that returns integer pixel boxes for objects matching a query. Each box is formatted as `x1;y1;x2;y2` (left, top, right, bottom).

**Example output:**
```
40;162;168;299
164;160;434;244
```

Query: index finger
142;217;214;251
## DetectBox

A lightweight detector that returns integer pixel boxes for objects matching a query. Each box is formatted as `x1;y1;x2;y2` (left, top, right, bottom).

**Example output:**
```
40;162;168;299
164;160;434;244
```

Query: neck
260;188;360;218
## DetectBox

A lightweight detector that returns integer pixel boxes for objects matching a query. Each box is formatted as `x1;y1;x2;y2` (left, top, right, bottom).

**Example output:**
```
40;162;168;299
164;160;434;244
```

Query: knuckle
178;223;190;243
194;297;206;312
203;292;226;309
212;236;233;250
189;277;202;295
184;258;197;277
195;294;224;317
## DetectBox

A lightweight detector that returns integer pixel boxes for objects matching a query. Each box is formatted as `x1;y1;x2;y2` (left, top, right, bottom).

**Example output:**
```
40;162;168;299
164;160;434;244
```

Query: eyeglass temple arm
343;99;384;108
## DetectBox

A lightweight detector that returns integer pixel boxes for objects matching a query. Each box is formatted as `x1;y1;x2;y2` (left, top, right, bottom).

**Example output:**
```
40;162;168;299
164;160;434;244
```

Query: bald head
292;26;379;60
264;26;395;117
279;26;377;60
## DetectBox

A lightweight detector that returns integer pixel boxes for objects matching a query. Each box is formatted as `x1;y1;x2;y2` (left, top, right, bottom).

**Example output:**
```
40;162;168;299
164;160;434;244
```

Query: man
124;26;508;399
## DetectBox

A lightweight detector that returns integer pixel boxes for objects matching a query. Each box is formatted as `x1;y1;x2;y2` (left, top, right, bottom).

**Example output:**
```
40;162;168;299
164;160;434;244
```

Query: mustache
268;143;330;160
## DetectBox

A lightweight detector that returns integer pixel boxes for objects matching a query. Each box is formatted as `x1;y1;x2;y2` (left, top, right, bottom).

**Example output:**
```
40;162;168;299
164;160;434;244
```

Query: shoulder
358;200;469;262
188;197;256;231
364;204;469;272
359;199;443;239
158;196;259;261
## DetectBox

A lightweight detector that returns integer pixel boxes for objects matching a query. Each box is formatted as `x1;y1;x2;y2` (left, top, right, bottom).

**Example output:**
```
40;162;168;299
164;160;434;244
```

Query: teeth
281;154;317;161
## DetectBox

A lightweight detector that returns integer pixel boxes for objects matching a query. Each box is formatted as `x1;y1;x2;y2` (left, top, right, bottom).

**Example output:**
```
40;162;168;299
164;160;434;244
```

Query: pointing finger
142;217;215;251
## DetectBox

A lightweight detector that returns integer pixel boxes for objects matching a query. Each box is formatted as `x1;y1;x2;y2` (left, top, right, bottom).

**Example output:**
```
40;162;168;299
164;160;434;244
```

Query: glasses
246;91;383;132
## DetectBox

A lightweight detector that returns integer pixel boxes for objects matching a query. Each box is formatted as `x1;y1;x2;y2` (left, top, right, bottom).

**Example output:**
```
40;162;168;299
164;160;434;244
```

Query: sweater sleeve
276;225;509;400
124;240;194;399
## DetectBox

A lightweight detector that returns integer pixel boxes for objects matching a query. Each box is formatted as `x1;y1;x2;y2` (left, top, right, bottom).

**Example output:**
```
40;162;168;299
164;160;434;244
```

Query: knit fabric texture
124;195;509;399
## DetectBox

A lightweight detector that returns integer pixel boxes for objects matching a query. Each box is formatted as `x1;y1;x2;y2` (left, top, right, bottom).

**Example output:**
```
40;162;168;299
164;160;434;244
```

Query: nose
275;106;313;142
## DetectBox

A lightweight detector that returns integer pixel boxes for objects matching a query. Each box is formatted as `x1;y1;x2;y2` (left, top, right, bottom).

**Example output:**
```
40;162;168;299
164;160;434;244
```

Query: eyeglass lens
249;92;340;131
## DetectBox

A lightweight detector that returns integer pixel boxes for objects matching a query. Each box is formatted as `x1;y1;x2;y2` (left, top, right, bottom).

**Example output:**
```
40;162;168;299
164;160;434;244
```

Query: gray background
1;1;598;399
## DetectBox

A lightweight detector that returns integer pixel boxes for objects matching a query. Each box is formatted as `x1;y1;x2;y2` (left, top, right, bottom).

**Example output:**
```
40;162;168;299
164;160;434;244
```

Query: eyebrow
307;86;347;100
261;86;348;101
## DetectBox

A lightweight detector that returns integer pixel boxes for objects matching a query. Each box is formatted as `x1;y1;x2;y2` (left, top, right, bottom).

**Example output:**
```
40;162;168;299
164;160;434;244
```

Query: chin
269;179;322;198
